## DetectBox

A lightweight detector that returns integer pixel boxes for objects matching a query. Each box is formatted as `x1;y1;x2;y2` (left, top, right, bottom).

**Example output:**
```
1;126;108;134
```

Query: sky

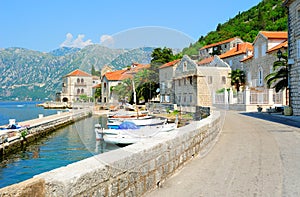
0;0;262;52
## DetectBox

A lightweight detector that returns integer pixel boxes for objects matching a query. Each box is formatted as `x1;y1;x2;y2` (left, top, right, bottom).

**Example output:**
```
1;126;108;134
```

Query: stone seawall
0;111;221;197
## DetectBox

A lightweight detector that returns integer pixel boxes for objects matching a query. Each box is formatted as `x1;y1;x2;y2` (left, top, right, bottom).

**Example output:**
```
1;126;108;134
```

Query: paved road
146;110;300;197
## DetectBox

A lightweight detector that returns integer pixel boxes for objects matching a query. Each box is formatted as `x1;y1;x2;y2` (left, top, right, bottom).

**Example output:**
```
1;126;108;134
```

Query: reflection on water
0;115;118;188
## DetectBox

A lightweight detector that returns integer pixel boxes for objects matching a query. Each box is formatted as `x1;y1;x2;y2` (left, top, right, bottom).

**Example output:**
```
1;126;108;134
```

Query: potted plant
257;105;262;112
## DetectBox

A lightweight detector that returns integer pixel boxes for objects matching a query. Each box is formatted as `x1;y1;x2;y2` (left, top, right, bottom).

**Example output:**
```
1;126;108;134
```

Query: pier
0;108;92;157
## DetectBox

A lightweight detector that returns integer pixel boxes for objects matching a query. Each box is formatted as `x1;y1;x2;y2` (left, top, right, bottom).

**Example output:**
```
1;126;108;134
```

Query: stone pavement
145;110;300;197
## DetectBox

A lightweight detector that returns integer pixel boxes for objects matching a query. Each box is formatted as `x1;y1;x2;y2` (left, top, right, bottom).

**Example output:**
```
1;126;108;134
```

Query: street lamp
277;49;282;61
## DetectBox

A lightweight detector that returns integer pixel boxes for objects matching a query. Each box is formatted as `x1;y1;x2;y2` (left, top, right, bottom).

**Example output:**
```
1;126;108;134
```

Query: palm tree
265;52;288;93
265;51;288;105
229;69;246;92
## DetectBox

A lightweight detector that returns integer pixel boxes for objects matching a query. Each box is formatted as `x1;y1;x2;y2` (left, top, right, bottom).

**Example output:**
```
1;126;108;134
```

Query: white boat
102;122;177;146
99;120;177;136
103;134;142;146
107;117;167;129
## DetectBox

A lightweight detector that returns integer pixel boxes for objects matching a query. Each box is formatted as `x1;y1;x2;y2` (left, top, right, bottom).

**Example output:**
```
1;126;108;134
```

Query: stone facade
61;69;93;103
173;56;230;111
241;32;287;96
0;111;221;197
284;0;300;115
199;37;244;59
159;60;180;104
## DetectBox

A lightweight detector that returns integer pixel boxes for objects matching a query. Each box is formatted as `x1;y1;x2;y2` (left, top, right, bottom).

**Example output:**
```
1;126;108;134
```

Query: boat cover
118;121;140;129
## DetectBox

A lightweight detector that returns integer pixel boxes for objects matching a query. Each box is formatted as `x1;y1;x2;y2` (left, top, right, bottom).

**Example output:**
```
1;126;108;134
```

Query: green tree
94;87;101;102
229;69;246;92
265;52;288;93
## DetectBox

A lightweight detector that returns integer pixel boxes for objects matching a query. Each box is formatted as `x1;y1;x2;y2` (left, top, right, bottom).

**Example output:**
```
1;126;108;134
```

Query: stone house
173;55;231;112
199;37;244;59
219;42;253;70
61;69;93;103
241;31;288;104
101;63;150;104
284;0;300;115
158;59;180;103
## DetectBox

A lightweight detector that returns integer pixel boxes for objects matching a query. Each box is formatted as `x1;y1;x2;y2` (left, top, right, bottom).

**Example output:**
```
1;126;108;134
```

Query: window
165;95;170;103
190;94;193;103
183;94;186;103
184;78;186;85
160;95;164;102
254;46;259;58
229;60;233;67
81;78;84;83
183;62;187;71
189;76;193;85
207;76;213;84
178;79;181;86
77;88;80;94
297;39;300;59
261;44;266;56
258;67;263;86
161;82;165;91
221;76;226;84
77;78;80;83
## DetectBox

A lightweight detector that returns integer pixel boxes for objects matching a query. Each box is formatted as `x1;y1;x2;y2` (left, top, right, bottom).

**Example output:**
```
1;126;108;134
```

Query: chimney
236;43;240;51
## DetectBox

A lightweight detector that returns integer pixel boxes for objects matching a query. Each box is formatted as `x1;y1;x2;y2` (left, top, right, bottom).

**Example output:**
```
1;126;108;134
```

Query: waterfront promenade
146;111;300;197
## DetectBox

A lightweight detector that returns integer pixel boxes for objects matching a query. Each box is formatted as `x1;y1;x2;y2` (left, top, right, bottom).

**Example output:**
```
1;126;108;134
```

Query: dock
0;108;92;157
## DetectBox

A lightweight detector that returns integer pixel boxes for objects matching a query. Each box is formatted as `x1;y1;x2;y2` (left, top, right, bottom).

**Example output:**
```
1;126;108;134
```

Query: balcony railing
75;82;87;87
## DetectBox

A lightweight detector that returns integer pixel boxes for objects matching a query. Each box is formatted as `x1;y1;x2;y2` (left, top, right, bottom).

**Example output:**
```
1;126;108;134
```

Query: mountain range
0;45;155;100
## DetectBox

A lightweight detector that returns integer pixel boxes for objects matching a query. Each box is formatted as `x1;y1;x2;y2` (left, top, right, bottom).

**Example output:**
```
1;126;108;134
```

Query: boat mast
132;78;139;118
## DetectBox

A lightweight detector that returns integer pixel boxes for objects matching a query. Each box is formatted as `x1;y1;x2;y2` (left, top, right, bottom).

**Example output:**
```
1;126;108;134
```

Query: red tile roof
159;59;181;69
104;63;150;81
267;40;288;53
104;69;127;81
260;31;288;39
240;55;253;62
65;69;91;77
197;56;214;65
219;42;253;59
200;37;236;50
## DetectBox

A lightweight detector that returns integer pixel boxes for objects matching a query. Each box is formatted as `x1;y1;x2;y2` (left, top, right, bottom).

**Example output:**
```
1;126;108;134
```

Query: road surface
146;110;300;197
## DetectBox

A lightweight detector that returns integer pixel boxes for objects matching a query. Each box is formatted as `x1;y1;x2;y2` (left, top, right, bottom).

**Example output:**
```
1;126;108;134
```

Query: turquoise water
0;101;59;126
0;102;118;188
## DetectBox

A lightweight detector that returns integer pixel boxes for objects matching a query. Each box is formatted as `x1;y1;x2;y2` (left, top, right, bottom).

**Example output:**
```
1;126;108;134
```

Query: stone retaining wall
0;111;221;197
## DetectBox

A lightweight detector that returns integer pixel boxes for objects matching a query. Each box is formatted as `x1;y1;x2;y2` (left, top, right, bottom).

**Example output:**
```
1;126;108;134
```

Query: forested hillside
183;0;287;56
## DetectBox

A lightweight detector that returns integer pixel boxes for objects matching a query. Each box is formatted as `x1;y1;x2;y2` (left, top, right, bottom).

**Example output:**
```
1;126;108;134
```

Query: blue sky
0;0;261;52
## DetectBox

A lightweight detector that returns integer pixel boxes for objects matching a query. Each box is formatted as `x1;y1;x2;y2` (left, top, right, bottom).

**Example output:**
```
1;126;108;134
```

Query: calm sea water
0;102;118;188
0;101;59;126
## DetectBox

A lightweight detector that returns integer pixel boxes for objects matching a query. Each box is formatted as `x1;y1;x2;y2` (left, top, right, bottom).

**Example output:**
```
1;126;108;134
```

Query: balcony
75;82;87;87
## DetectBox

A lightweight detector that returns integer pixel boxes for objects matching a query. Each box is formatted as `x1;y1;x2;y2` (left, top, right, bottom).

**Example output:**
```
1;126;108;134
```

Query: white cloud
60;33;93;48
100;34;114;47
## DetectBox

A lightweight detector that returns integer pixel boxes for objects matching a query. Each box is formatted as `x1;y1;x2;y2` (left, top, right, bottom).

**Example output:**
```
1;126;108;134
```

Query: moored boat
107;117;167;129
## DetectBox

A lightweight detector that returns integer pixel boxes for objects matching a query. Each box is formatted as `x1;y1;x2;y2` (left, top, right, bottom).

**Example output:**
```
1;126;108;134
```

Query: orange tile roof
93;83;101;88
219;42;253;59
200;37;236;50
104;63;150;81
197;56;214;65
104;69;127;81
240;55;253;62
260;31;287;39
267;40;288;53
159;59;181;69
65;69;91;77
